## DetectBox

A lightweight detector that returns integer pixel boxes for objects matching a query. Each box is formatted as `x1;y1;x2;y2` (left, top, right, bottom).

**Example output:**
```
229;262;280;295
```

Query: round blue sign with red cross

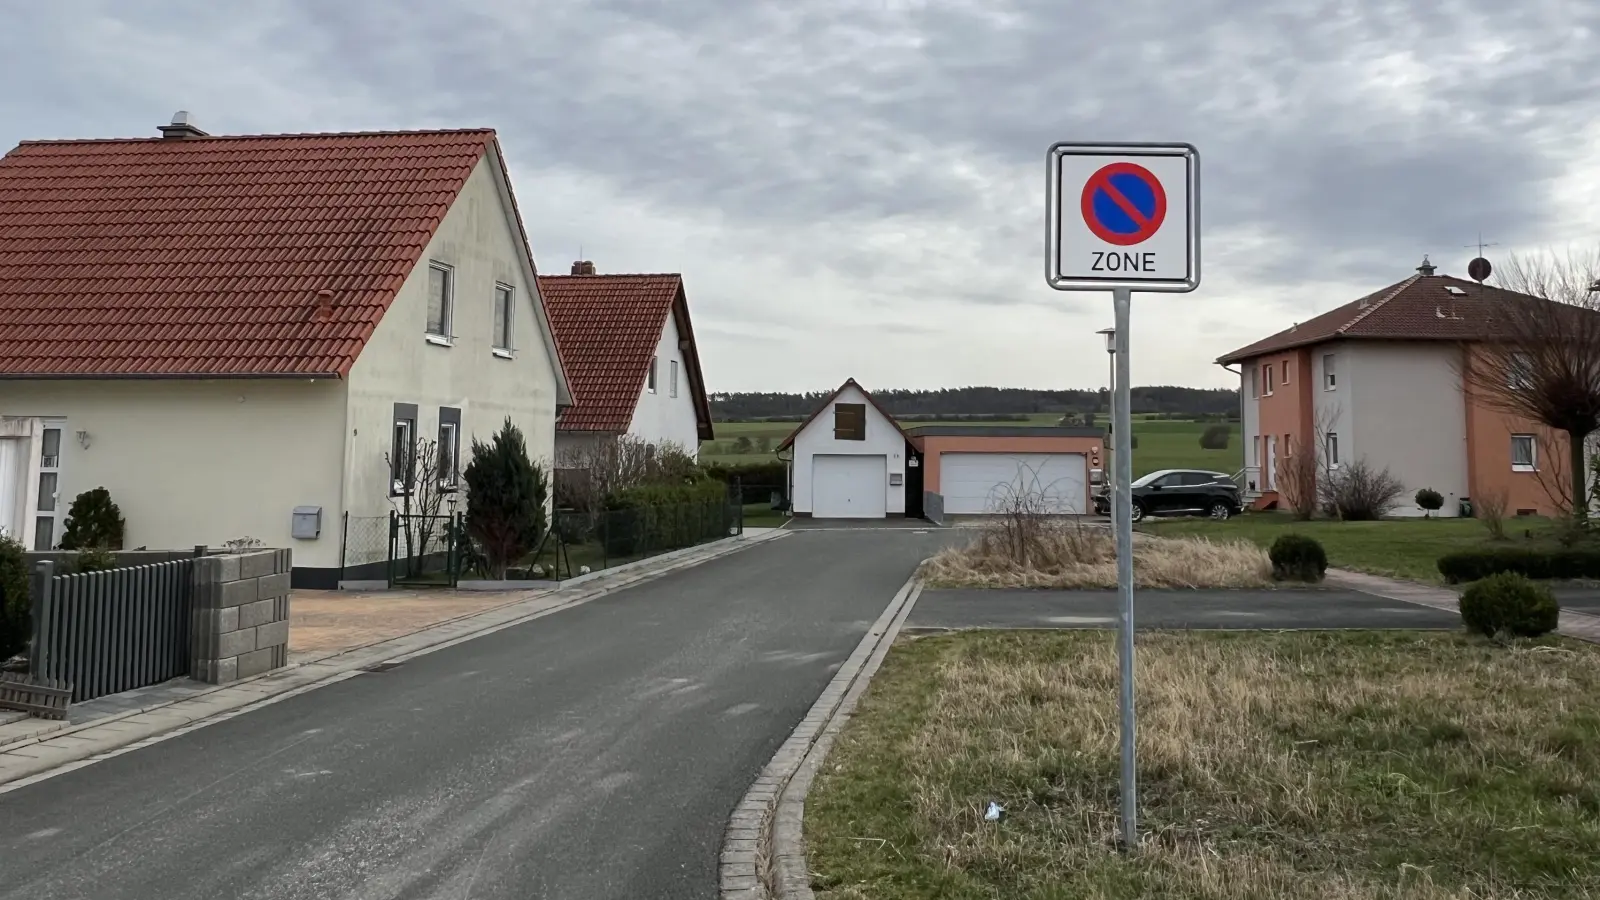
1080;162;1167;246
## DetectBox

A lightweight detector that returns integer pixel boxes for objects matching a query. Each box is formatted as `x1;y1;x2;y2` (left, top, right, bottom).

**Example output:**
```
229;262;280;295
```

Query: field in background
701;415;1243;478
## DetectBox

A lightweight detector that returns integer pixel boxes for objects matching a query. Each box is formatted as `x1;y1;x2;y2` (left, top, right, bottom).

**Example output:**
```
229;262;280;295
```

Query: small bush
0;535;28;658
58;486;125;550
1269;534;1328;582
1437;546;1600;583
1199;424;1231;450
74;547;119;574
1415;488;1444;517
1320;459;1405;521
1459;572;1559;638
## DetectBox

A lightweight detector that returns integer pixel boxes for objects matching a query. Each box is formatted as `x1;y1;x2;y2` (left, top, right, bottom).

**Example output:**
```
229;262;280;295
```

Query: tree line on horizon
708;385;1239;422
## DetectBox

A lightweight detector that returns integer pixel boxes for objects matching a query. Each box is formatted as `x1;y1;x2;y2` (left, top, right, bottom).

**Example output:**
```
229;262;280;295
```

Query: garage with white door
939;452;1087;515
810;454;888;518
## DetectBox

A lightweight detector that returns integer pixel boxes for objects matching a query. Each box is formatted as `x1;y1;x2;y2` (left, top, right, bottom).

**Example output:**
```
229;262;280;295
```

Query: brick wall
191;550;292;684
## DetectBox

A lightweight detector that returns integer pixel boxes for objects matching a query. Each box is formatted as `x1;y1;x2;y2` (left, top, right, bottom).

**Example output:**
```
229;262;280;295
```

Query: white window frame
1263;364;1275;396
647;356;658;393
1323;353;1337;390
492;283;515;355
1508;351;1533;391
1511;433;1537;472
670;360;679;398
391;417;415;496
1282;359;1291;385
1325;432;1339;467
426;262;454;343
438;422;460;490
1249;366;1258;399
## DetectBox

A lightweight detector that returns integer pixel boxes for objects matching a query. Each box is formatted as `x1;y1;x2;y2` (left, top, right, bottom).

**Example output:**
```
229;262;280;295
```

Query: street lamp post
1097;327;1116;510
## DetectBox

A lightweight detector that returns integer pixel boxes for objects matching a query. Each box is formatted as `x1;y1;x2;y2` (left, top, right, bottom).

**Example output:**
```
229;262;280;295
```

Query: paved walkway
1326;568;1600;642
290;587;549;661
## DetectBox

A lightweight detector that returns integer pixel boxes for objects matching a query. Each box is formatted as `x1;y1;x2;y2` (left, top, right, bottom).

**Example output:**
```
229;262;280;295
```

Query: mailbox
291;506;322;540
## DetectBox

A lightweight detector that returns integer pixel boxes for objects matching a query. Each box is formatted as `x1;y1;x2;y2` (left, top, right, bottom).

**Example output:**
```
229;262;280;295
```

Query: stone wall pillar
191;550;292;684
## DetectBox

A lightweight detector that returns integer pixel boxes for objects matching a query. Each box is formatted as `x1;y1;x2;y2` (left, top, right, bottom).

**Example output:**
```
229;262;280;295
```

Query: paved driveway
1556;587;1600;616
909;587;1459;631
0;529;948;900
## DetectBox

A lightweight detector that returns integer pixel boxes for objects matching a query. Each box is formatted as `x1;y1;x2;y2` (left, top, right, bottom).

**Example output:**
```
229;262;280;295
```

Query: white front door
940;452;1087;515
30;420;66;550
1264;436;1276;491
811;454;887;518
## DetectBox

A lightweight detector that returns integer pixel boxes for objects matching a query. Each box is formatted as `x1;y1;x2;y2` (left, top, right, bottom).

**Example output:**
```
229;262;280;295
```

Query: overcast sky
3;1;1597;394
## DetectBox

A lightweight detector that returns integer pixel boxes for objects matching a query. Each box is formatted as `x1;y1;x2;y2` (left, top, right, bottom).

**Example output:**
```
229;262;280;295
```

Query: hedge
603;478;733;556
703;460;787;503
1437;546;1600;583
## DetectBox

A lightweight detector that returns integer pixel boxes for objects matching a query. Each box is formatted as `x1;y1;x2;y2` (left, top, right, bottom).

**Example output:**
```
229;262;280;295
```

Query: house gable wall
790;384;905;516
626;306;703;458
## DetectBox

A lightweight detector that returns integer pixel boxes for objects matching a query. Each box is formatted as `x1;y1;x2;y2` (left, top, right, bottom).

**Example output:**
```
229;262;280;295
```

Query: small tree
1198;424;1230;450
1477;487;1510;540
755;435;772;454
1454;249;1600;524
1415;488;1444;518
463;418;549;580
554;436;699;516
58;487;125;550
386;435;449;576
733;435;754;454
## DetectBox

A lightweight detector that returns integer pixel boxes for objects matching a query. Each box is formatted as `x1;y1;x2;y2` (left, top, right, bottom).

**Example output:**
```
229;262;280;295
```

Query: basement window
1511;434;1537;472
834;403;867;441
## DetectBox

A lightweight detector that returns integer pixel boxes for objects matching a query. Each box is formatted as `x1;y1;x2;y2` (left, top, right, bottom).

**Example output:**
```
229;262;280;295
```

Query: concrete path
0;528;948;900
1325;568;1600;642
908;586;1458;631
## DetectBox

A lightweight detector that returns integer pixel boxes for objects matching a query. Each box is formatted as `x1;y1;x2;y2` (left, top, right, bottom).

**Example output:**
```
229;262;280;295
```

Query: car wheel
1131;503;1146;523
1208;501;1231;520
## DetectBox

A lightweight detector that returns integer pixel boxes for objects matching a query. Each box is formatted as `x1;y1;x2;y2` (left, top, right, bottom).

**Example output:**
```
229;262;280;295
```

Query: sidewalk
0;529;789;788
1327;568;1600;642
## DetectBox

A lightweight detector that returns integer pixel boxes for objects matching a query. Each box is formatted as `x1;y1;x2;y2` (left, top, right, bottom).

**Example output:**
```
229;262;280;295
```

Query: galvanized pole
1112;286;1137;850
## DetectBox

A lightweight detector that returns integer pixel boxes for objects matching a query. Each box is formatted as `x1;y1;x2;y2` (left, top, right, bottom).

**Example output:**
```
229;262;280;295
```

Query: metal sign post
1045;141;1200;851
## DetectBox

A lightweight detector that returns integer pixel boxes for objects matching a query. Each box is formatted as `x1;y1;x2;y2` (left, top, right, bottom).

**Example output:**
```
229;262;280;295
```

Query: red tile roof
776;378;910;451
0;128;501;377
1216;271;1554;364
537;273;714;437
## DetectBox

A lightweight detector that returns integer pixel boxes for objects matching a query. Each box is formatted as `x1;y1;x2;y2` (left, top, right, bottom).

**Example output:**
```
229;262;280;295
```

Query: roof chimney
158;111;209;140
314;289;335;321
1416;254;1437;276
571;260;596;275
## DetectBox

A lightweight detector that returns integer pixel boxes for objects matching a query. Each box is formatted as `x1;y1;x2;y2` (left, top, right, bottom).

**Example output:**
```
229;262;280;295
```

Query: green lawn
1142;512;1558;583
806;630;1600;899
702;416;1241;477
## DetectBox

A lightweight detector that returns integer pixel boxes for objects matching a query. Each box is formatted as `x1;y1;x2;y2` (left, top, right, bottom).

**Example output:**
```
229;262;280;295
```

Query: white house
0;115;573;587
778;380;912;518
538;263;715;461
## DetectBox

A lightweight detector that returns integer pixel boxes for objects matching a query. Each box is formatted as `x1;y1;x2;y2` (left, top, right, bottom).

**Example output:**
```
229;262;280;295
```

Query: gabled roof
537;272;714;438
776;378;911;451
0;126;570;395
1216;271;1547;364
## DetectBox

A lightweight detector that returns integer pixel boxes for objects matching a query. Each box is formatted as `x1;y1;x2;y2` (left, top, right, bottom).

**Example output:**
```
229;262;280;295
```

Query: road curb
0;529;790;790
718;567;925;899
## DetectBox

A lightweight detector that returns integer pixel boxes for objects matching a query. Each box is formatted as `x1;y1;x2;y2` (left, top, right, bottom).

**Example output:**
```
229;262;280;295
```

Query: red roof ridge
13;127;497;148
1335;273;1421;335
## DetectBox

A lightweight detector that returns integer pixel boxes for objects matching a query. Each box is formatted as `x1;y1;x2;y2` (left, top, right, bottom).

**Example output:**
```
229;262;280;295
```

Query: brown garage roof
537;268;714;438
1216;263;1554;364
0;125;508;378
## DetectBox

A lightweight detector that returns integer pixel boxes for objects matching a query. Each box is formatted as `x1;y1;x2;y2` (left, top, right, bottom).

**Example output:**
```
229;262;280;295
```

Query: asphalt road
0;529;949;900
1555;587;1600;616
909;587;1460;630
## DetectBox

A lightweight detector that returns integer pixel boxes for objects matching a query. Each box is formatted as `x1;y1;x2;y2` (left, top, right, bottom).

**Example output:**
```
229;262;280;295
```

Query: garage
811;454;887;518
936;451;1089;515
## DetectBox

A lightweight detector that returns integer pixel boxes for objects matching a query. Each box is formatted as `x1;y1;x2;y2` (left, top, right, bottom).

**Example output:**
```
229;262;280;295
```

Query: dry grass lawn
923;522;1272;589
806;631;1600;899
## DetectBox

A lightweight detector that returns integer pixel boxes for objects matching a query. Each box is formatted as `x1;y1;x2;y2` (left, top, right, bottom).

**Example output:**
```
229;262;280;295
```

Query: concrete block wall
191;549;292;684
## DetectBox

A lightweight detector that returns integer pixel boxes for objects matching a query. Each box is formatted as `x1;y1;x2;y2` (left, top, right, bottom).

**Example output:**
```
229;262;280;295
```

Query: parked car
1092;468;1242;522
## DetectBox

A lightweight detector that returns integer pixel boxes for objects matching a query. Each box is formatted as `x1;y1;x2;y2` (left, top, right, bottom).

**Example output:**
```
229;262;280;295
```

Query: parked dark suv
1092;468;1243;523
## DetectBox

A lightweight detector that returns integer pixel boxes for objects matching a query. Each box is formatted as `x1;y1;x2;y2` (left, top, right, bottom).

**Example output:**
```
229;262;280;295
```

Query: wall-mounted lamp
75;430;92;450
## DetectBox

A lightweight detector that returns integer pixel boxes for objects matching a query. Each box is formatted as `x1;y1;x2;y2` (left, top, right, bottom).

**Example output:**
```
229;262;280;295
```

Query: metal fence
29;558;194;703
340;514;392;583
390;513;459;588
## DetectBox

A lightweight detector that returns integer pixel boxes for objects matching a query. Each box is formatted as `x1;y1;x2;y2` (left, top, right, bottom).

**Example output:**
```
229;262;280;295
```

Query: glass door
33;420;64;550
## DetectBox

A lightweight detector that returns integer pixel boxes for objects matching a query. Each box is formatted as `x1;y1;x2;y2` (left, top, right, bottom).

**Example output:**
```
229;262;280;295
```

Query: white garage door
811;454;888;518
941;452;1086;515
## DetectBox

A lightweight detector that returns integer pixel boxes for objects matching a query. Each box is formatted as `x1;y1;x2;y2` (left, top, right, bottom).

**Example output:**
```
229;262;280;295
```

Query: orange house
1217;258;1588;518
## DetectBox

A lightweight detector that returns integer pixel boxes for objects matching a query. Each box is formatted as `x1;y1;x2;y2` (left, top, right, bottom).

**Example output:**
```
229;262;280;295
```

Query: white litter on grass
984;801;1004;821
579;565;592;575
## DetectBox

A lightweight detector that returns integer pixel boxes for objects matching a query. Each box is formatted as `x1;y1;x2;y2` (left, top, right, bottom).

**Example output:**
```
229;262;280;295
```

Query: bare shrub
923;524;1270;589
1318;458;1405;520
1275;448;1319;521
554;436;699;514
1477;488;1509;540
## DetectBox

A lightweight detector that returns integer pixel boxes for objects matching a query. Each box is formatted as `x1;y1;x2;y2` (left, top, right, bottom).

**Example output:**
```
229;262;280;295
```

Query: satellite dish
1468;257;1492;283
